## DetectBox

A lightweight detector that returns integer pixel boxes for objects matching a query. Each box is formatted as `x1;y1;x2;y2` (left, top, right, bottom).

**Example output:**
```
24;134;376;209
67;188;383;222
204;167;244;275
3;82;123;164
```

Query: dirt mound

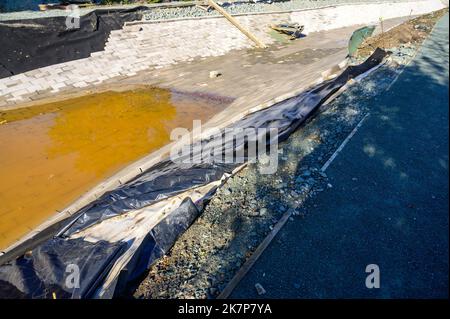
357;8;448;58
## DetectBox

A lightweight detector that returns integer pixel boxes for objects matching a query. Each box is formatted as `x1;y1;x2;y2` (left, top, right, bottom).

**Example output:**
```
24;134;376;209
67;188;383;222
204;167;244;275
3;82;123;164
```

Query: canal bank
0;1;447;299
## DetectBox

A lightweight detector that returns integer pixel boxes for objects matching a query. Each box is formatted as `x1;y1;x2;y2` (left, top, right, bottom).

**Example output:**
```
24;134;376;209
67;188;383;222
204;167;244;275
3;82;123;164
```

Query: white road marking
321;113;370;172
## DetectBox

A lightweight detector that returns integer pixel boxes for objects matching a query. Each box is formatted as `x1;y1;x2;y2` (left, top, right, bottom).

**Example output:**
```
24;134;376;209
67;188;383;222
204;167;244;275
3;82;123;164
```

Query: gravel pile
143;0;418;21
0;1;423;22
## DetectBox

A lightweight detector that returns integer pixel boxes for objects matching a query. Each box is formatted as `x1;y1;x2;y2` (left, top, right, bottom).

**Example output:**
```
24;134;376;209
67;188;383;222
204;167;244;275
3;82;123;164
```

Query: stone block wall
0;0;445;108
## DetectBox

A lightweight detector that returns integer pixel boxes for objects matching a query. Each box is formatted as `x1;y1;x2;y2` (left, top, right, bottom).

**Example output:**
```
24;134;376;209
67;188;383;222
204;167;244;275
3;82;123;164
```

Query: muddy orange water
0;88;228;250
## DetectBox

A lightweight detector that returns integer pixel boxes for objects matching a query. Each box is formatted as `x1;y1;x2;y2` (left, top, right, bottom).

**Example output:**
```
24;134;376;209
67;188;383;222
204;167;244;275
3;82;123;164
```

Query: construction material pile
143;0;418;20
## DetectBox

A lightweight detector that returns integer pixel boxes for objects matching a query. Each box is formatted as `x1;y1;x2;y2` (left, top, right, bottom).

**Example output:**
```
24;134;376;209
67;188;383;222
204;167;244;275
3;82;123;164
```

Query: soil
356;8;448;58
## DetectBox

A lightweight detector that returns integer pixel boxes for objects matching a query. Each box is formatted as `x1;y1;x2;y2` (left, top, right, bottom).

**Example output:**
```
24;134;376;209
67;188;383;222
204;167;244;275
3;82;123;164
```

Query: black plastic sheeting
0;7;145;78
0;197;199;299
60;162;237;237
0;49;389;298
0;238;125;299
105;198;200;298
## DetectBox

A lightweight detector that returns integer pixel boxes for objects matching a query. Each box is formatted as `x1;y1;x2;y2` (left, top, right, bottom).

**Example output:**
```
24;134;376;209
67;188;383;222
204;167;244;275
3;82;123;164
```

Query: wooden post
207;0;267;49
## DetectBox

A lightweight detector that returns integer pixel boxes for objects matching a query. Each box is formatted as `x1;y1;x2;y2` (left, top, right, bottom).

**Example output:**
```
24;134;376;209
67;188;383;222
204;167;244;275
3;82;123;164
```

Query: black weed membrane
0;49;389;299
0;6;145;78
0;238;125;299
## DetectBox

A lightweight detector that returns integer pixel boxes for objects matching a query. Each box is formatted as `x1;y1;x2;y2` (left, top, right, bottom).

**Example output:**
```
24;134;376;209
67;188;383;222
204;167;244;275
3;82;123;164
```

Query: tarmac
231;13;449;299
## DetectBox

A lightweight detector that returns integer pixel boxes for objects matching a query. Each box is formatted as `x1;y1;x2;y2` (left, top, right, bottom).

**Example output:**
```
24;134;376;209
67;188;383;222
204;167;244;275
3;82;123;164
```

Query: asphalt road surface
231;13;449;299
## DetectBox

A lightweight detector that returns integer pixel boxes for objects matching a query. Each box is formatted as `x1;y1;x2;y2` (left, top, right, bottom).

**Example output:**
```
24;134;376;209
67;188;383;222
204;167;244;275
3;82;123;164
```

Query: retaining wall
0;0;446;108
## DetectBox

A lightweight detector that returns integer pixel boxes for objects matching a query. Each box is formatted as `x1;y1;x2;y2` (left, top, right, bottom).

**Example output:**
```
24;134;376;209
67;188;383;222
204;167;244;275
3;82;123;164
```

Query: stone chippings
0;0;418;22
143;0;416;21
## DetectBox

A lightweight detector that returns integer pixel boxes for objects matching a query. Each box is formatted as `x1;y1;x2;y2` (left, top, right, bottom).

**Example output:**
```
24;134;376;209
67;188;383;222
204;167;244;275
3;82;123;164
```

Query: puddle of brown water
0;88;228;250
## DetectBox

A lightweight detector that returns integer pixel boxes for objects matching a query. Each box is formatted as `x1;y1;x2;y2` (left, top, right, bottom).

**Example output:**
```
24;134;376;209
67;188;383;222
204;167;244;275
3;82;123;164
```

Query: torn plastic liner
99;197;200;298
59;162;236;237
0;238;125;299
0;197;200;299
